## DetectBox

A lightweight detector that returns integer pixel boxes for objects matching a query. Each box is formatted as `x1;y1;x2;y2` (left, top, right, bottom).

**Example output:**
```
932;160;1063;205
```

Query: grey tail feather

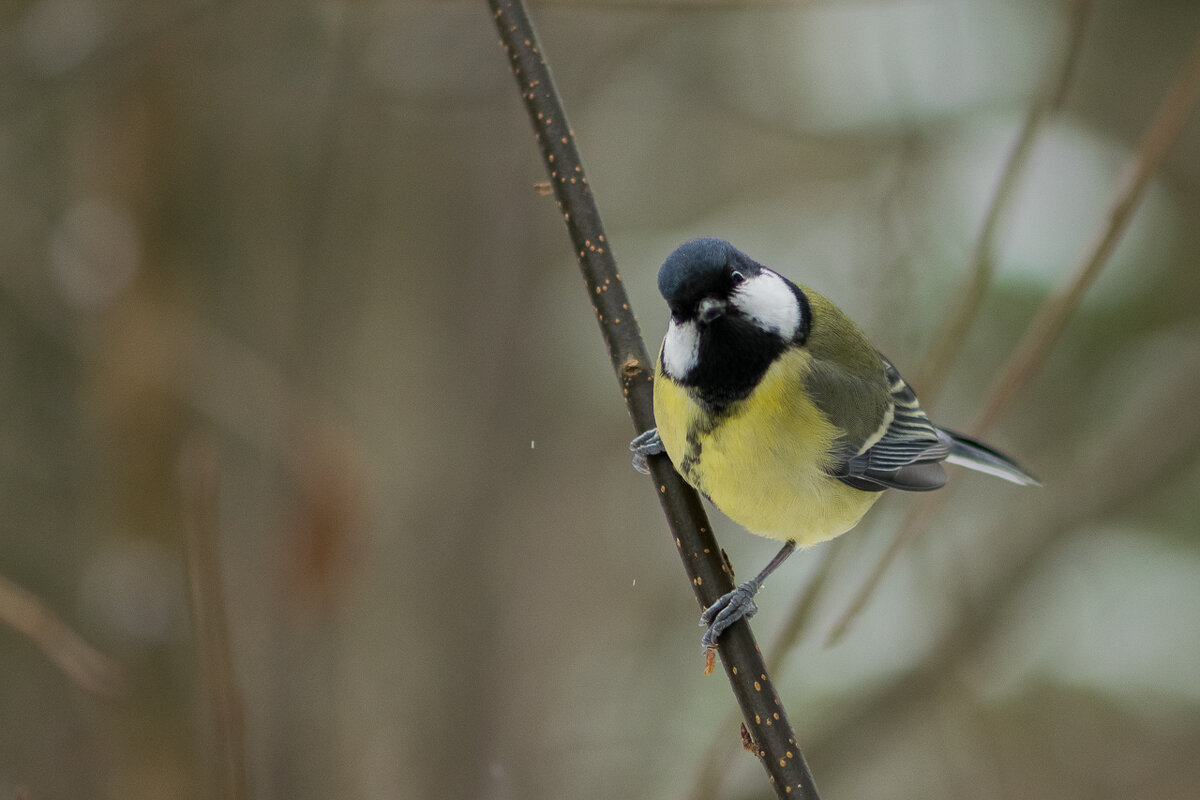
938;427;1041;486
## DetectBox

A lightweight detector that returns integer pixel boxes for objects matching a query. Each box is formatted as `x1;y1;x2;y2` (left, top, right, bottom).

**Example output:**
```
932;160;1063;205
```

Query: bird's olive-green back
799;286;891;451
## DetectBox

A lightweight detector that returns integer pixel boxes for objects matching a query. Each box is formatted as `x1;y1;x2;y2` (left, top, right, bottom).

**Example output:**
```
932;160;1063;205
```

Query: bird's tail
938;428;1041;486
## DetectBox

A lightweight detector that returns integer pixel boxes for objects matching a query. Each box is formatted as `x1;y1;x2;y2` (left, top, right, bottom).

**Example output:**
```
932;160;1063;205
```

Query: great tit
631;237;1038;650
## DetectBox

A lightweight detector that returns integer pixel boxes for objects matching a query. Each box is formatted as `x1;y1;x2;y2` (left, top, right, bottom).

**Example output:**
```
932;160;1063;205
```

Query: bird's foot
629;428;665;475
699;581;760;650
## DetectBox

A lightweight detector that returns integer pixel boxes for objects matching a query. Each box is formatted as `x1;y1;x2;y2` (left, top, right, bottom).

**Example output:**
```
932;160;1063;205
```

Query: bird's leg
629;428;665;475
700;540;797;650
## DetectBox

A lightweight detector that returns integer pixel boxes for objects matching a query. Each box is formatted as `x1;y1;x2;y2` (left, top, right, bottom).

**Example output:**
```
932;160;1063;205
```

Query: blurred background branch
0;572;124;699
974;26;1200;432
818;325;1200;762
181;439;248;800
914;0;1092;405
826;25;1200;647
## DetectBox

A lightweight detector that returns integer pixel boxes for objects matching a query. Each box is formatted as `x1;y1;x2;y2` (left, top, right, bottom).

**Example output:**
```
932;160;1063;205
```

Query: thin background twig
488;0;820;796
826;27;1200;646
0;573;125;699
180;438;249;800
914;0;1092;405
817;329;1200;756
973;27;1200;433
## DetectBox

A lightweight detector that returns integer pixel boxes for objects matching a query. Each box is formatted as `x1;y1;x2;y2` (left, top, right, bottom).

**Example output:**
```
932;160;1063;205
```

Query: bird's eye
730;270;745;285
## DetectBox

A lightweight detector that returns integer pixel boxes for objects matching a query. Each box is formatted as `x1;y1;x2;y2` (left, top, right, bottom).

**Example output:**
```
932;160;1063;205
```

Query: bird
631;237;1038;651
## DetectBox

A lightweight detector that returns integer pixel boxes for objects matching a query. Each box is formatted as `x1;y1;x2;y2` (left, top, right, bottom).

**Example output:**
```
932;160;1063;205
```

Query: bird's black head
657;238;810;409
658;238;763;320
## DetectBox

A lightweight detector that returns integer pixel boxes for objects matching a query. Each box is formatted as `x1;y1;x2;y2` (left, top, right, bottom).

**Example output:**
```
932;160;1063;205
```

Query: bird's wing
809;353;950;492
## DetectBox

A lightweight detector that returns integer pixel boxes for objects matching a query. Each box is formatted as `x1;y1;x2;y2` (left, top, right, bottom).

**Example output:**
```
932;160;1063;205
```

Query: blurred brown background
1;1;1199;798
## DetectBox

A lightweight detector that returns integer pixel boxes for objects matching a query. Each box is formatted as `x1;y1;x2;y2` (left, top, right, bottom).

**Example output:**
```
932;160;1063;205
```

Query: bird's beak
697;297;726;324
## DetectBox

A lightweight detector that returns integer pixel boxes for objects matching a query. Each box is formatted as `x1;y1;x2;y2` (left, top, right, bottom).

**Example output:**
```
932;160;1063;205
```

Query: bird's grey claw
630;428;664;474
630;428;664;455
699;582;759;650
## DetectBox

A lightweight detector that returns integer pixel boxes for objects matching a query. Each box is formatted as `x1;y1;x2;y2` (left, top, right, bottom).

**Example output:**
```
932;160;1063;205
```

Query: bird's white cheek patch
662;319;700;377
732;272;800;338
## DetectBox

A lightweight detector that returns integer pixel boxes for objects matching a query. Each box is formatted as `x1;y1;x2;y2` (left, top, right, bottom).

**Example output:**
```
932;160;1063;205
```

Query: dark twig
690;538;845;800
488;1;819;796
180;438;249;800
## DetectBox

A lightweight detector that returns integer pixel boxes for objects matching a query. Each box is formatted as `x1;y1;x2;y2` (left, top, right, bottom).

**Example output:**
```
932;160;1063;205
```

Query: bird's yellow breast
654;348;880;546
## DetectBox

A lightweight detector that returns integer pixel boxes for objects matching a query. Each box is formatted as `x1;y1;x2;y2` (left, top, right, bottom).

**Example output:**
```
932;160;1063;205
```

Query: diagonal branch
689;538;845;800
488;1;819;796
973;27;1200;433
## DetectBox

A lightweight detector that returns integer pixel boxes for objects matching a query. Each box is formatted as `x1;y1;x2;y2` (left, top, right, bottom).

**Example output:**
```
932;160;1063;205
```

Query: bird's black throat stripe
668;289;808;494
680;315;788;412
678;413;718;494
